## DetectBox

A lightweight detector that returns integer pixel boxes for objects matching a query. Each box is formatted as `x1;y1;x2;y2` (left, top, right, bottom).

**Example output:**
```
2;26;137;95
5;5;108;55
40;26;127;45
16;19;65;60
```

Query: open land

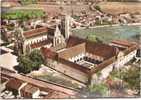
98;2;141;15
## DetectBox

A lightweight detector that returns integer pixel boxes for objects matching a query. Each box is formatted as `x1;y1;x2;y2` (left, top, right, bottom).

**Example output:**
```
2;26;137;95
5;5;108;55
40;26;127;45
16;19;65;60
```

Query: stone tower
14;28;31;55
65;15;71;39
61;15;71;39
53;25;65;47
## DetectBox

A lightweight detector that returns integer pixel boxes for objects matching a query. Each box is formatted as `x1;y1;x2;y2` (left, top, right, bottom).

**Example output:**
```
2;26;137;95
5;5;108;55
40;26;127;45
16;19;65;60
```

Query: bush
17;50;44;74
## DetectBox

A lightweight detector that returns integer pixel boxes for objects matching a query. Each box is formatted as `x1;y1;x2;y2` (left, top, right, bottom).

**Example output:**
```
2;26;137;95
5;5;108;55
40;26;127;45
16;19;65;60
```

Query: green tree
17;55;33;74
29;49;44;69
87;35;103;43
17;50;44;74
122;67;140;94
110;66;140;95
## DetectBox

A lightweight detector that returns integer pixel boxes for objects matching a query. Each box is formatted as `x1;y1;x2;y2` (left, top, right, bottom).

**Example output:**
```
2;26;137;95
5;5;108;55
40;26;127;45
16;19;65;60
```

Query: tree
29;49;44;69
17;50;44;74
87;35;103;43
17;55;33;74
122;67;140;94
110;66;140;95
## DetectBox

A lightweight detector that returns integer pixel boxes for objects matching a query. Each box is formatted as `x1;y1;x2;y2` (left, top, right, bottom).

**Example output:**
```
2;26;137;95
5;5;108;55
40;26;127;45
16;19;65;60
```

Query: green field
2;9;45;20
72;25;141;43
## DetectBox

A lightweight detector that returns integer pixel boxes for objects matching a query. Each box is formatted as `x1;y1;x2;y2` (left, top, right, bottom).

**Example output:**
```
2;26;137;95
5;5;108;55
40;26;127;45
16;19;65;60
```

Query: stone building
14;15;71;55
41;36;138;85
13;14;138;85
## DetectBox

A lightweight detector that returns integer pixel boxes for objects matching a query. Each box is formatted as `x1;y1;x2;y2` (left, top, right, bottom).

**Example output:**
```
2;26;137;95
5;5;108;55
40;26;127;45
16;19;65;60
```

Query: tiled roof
23;27;48;38
111;40;135;47
6;78;23;90
86;41;118;59
20;84;39;94
124;44;138;55
41;47;58;60
66;36;117;60
66;36;85;47
58;43;86;60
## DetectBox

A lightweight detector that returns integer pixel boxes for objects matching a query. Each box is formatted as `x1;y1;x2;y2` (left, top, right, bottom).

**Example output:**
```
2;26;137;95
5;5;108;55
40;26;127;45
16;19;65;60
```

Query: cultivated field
98;2;141;15
20;4;90;16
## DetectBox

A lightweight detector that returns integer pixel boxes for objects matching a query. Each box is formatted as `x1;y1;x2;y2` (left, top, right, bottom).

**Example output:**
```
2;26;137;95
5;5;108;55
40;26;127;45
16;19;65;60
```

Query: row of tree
2;9;46;20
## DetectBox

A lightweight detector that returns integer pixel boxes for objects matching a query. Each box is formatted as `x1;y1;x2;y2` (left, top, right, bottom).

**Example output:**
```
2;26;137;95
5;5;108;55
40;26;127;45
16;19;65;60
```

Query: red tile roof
66;36;85;48
86;41;118;59
111;40;135;47
20;84;39;94
66;36;118;60
23;27;48;38
41;47;58;60
6;78;23;90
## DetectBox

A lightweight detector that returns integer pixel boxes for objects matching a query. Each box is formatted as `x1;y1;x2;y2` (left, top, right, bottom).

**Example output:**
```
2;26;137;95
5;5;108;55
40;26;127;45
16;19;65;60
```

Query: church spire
54;25;61;37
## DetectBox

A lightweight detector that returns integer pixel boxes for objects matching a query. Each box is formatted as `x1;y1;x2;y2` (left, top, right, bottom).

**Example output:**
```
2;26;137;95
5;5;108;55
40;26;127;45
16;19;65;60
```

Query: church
14;14;139;86
14;15;71;54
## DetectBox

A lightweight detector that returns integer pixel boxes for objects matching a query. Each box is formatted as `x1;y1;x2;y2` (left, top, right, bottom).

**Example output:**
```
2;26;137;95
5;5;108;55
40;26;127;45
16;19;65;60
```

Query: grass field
72;25;141;43
98;2;141;15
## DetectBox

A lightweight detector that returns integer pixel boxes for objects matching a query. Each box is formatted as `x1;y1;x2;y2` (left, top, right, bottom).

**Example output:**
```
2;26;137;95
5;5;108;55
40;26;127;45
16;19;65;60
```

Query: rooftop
23;27;48;39
62;36;118;60
21;84;39;94
6;78;24;90
41;47;57;60
111;40;135;48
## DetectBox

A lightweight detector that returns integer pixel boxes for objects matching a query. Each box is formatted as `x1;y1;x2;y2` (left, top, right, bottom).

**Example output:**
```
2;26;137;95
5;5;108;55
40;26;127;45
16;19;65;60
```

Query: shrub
17;50;44;74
